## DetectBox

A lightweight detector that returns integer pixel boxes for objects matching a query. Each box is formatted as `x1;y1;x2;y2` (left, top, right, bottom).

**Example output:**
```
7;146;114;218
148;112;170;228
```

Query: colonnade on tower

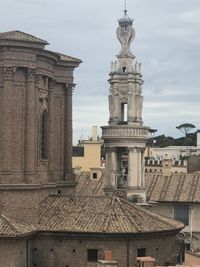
101;10;149;202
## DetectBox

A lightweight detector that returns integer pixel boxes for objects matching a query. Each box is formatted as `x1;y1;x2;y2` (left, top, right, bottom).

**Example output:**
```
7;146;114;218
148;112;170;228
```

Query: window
87;249;98;262
137;248;146;257
174;205;189;226
122;66;127;73
92;173;97;179
41;110;48;159
121;103;127;122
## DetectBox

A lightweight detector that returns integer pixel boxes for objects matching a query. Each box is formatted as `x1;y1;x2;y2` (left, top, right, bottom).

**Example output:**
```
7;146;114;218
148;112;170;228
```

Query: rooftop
38;195;183;235
0;30;48;44
146;173;200;203
0;214;36;238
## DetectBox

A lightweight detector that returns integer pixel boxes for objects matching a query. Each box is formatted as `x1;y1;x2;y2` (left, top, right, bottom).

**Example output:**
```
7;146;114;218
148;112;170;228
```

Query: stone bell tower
101;10;149;202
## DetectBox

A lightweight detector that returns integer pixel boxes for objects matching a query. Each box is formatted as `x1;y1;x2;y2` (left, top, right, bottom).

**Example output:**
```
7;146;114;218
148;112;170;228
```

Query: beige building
146;173;200;253
145;158;188;175
73;126;102;179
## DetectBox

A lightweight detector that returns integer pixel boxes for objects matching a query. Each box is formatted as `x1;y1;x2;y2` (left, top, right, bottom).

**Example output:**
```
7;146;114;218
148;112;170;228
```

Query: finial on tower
124;0;127;14
117;2;135;55
118;0;133;29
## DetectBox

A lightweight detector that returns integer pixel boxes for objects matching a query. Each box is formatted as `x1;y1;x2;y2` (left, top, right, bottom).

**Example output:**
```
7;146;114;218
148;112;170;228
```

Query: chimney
98;251;118;267
137;257;155;267
197;130;200;147
92;126;98;141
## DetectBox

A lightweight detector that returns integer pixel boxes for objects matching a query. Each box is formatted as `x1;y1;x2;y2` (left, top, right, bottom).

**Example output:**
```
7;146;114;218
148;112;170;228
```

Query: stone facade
101;11;149;201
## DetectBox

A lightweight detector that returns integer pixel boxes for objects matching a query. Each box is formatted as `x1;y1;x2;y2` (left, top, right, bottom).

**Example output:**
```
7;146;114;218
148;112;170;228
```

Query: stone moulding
101;125;149;139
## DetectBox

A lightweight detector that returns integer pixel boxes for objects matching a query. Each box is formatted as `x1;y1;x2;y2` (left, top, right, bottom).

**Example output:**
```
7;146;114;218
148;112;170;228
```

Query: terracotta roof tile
76;172;104;196
146;173;200;203
0;214;36;237
38;195;183;234
0;30;48;44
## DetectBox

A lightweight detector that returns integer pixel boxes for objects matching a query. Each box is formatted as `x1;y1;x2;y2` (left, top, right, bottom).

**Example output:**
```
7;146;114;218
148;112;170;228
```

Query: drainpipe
26;238;29;267
189;207;194;251
127;239;129;267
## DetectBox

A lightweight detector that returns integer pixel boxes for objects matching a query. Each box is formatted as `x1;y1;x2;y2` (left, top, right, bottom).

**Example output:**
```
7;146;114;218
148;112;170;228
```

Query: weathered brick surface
31;234;181;267
0;240;27;267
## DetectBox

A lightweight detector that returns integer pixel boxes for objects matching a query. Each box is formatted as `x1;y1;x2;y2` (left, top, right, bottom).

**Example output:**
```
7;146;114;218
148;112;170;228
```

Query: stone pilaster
48;80;55;181
64;84;74;182
105;147;117;190
110;148;117;187
1;67;15;174
127;147;138;188
24;69;36;183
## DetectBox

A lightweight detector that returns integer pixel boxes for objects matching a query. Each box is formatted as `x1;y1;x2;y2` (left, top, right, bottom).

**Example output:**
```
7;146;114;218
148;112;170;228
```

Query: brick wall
30;233;181;267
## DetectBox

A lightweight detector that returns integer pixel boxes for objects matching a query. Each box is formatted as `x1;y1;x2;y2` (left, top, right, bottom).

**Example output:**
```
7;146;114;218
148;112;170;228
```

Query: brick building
0;30;81;223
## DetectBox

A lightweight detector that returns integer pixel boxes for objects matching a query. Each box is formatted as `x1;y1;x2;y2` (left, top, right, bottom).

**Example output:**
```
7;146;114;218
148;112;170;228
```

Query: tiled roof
0;30;48;44
146;173;200;203
0;214;36;237
76;172;104;196
38;195;183;234
76;172;200;203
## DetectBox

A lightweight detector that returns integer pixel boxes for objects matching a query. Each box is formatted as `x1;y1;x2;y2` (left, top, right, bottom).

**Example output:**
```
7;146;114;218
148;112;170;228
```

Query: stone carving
65;83;75;95
117;25;135;54
134;61;141;74
3;67;15;81
27;69;36;82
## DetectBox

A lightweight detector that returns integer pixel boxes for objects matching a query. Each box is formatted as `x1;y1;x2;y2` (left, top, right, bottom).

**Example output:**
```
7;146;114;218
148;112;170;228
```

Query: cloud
1;0;200;143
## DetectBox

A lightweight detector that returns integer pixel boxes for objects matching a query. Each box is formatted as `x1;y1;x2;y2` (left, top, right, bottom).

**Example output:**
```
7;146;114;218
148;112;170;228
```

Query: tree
176;123;196;136
149;128;157;138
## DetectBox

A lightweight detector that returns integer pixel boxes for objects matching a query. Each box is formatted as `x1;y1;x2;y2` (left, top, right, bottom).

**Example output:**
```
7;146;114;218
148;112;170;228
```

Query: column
127;147;138;188
1;67;14;173
105;147;117;189
140;148;145;187
48;80;55;181
64;84;74;182
24;69;36;183
110;147;117;188
105;147;112;188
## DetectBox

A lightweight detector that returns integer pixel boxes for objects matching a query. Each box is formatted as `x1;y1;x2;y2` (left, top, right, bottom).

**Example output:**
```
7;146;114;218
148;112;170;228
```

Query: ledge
0;181;77;190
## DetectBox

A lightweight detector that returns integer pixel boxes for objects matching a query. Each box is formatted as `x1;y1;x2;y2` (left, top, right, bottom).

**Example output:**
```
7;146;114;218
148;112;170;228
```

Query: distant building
73;126;102;179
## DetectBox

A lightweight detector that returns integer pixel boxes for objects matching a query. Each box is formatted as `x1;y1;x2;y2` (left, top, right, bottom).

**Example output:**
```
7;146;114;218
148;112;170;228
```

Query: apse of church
101;11;149;202
0;33;81;186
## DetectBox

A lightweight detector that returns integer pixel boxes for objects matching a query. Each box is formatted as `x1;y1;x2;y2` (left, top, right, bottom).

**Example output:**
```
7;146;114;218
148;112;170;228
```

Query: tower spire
124;0;127;14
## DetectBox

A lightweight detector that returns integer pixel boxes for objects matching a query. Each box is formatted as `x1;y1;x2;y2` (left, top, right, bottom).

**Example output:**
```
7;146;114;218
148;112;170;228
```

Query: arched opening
40;109;48;160
122;66;127;73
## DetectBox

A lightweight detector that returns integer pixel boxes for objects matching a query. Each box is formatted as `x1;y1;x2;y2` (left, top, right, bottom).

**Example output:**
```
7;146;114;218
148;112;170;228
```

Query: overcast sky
1;0;200;144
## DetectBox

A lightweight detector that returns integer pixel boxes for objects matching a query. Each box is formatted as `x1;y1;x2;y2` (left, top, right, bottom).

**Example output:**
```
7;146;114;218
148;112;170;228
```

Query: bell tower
101;10;149;202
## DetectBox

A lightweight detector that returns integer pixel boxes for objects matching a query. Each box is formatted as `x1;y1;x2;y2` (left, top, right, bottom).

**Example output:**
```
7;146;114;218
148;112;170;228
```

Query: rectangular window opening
92;173;97;179
121;103;127;122
87;249;98;262
137;248;146;257
174;205;189;226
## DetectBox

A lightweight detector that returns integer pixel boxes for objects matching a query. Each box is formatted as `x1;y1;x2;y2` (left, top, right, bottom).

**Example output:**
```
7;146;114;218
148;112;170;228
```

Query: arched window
40;110;48;160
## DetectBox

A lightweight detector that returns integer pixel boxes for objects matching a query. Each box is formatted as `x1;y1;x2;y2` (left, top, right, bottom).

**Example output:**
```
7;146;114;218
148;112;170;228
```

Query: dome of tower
118;10;133;28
